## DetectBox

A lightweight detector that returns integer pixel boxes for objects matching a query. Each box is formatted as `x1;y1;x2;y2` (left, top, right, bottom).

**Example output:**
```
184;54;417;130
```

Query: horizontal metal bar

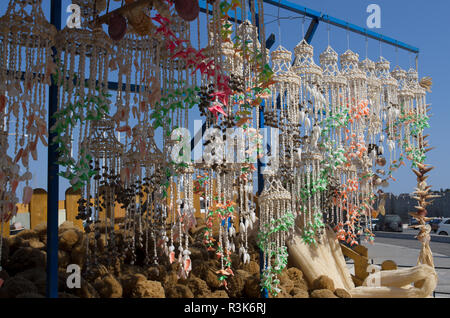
322;14;419;54
262;0;419;54
264;0;322;19
107;81;140;92
10;70;142;93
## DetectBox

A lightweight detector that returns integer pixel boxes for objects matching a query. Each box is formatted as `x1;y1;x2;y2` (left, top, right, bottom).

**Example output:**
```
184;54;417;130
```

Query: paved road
372;236;450;257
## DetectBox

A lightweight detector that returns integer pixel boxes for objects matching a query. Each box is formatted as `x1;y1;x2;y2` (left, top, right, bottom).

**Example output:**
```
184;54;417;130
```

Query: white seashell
244;253;250;264
388;141;395;152
239;246;245;258
239;222;246;233
250;212;256;223
296;148;302;161
379;135;385;142
299;111;305;123
183;249;191;256
304;117;311;131
203;152;212;162
313;125;321;136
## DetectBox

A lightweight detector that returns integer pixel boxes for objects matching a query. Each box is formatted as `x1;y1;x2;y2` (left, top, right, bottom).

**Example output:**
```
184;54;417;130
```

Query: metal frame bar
304;17;319;44
47;0;62;299
263;0;419;54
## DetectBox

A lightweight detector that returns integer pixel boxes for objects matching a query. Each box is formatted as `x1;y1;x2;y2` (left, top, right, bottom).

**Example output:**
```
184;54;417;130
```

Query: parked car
370;218;379;231
374;214;403;232
428;218;442;233
437;218;450;236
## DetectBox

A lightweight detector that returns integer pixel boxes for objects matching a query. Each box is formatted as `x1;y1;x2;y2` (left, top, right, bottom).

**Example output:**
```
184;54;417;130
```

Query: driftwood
287;226;354;291
287;225;438;298
351;264;437;298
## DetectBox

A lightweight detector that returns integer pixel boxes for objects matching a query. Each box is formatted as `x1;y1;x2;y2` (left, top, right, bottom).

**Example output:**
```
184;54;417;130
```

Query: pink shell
23;186;33;205
11;179;19;193
184;257;191;272
174;0;199;22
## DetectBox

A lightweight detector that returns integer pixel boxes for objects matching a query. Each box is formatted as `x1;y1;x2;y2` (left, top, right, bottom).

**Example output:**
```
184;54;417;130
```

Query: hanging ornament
0;0;56;209
174;0;200;22
258;174;293;296
108;13;127;41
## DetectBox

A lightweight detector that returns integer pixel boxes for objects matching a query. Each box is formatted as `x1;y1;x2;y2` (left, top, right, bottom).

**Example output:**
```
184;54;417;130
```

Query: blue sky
1;0;449;199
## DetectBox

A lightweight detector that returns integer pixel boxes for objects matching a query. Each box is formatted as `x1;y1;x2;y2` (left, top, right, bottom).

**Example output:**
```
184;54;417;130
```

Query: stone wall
383;190;450;222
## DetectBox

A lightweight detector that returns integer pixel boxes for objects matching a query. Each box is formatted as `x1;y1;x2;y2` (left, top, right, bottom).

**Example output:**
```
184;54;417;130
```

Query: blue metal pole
304;17;319;43
47;0;61;299
257;104;269;299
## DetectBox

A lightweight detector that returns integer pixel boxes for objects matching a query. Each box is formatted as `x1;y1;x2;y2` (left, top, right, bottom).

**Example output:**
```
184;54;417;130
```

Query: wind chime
0;0;56;226
338;49;371;244
84;114;124;269
198;9;248;285
258;173;293;296
268;45;301;228
318;45;348;229
376;57;399;165
360;57;382;148
125;124;164;267
53;0;112;189
391;66;414;158
111;28;163;268
292;39;326;244
51;0;116;274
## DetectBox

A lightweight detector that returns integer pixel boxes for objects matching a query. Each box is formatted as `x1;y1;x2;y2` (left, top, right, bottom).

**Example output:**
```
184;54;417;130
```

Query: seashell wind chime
0;0;56;268
291;40;327;244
